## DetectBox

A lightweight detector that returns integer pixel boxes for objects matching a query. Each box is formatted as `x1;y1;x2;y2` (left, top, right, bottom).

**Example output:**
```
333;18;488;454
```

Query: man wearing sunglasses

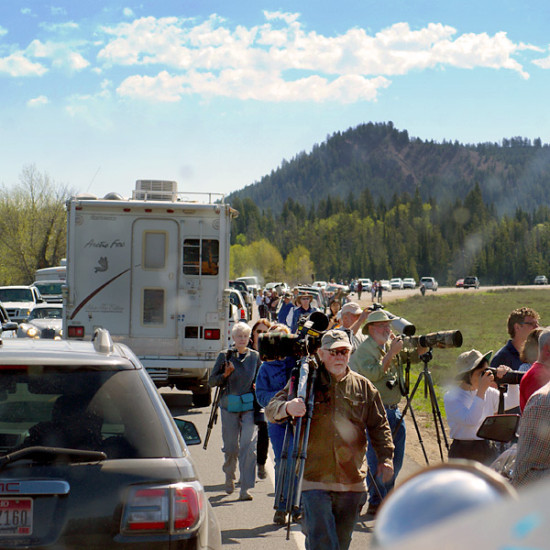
265;329;393;550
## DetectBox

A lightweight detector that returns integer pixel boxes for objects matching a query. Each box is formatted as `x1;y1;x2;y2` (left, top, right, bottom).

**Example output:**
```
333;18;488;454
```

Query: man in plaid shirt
512;380;550;488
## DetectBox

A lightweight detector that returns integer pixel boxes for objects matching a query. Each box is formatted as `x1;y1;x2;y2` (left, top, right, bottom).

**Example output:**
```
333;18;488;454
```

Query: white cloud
27;95;49;107
26;39;90;71
0;52;47;76
0;26;7;37
533;54;550;69
123;7;135;18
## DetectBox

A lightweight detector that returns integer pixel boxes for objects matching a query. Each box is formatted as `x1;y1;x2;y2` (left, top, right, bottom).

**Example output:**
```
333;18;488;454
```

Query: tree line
229;184;550;286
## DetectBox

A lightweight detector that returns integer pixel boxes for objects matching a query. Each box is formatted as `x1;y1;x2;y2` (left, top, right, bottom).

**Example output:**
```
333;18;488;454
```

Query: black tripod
397;348;449;463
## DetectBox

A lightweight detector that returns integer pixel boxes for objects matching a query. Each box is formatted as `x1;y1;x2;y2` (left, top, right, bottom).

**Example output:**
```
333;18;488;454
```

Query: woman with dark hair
250;318;272;480
444;349;519;464
327;299;342;329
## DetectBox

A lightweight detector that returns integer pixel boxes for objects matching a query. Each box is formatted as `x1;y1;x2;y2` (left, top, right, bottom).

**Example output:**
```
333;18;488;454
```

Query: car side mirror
173;418;202;446
476;414;520;443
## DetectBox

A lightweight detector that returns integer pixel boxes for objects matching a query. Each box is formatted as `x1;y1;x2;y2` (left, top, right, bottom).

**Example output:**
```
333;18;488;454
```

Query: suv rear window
0;368;172;458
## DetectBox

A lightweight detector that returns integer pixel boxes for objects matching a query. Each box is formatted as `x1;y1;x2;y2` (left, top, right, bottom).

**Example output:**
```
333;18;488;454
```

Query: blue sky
1;0;549;199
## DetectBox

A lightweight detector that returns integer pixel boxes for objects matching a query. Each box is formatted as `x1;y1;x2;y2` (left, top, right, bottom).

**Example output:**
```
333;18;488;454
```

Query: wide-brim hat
455;349;493;377
361;309;392;333
294;292;313;306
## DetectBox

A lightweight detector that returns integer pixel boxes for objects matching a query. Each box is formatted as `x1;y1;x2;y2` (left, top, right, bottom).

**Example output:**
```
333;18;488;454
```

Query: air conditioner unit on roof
134;180;178;201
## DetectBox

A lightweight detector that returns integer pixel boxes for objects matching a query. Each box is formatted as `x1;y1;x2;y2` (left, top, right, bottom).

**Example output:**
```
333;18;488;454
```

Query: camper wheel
192;389;212;408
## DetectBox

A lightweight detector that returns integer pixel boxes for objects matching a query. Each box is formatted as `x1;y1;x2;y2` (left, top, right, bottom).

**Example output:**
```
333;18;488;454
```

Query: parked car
534;275;548;285
379;280;392;292
390;278;404;290
32;280;64;303
463;276;480;289
229;280;253;318
16;303;63;339
0;303;18;336
455;278;464;288
235;276;261;297
0;329;221;549
0;285;44;323
402;278;417;289
228;288;248;322
420;277;438;291
312;281;328;290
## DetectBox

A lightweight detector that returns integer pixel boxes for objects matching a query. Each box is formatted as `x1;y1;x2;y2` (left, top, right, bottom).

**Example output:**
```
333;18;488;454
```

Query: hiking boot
257;464;267;479
239;491;253;501
366;503;379;516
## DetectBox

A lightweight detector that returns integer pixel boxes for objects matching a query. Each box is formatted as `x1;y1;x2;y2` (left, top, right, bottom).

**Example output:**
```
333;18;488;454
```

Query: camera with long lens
484;367;524;385
418;330;463;349
258;311;329;359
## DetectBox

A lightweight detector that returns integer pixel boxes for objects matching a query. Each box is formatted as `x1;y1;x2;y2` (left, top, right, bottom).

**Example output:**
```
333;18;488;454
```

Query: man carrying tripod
265;329;394;550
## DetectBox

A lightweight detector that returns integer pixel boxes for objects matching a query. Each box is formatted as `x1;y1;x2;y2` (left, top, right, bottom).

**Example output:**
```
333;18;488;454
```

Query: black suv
0;329;221;549
463;276;480;289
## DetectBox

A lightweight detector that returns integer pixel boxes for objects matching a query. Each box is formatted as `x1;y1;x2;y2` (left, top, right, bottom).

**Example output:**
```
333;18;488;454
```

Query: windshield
0;369;172;459
34;283;63;295
0;289;33;302
29;307;62;320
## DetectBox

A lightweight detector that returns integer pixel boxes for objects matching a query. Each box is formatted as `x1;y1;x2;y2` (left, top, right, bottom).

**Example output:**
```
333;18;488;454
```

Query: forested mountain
228;121;550;217
227;122;550;286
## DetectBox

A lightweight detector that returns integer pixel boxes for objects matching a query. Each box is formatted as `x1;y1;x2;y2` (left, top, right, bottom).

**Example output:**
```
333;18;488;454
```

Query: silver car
0;330;221;549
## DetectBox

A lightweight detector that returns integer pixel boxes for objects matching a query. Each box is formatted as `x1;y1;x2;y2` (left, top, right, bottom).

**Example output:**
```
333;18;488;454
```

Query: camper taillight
68;326;85;338
204;329;221;340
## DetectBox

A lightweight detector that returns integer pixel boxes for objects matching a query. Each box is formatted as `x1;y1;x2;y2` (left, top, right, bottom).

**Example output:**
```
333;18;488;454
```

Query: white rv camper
63;180;237;407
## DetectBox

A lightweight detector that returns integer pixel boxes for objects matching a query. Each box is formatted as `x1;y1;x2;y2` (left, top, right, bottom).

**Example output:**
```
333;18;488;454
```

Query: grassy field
382;288;550;417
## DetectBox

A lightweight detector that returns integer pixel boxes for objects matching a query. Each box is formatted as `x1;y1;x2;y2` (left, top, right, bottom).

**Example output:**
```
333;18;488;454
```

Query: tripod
397;348;449;463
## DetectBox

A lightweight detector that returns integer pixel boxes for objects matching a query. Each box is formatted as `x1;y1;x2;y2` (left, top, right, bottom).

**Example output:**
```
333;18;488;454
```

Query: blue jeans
302;490;364;550
366;406;406;506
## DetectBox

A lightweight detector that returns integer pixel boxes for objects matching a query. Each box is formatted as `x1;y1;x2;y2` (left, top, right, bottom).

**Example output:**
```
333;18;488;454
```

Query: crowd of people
206;287;550;549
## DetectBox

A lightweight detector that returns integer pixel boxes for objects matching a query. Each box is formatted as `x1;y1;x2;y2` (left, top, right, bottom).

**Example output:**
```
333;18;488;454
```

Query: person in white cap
338;301;369;352
265;329;394;550
349;309;405;515
443;349;519;465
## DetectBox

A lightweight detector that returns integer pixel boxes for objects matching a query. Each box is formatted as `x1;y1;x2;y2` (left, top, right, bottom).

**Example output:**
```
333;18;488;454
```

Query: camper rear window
183;239;219;275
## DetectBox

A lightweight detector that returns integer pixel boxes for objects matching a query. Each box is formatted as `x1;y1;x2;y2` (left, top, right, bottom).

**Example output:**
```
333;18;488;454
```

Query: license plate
0;498;33;536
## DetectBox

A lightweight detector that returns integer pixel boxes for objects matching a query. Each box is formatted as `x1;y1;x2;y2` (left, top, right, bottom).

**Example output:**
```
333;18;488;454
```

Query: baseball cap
321;329;352;350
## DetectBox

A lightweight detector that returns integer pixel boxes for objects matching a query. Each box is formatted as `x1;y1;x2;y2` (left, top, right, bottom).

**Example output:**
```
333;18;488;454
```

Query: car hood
1;301;35;308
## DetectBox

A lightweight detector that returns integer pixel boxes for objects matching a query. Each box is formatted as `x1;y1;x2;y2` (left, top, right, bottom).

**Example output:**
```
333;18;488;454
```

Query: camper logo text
84;239;125;249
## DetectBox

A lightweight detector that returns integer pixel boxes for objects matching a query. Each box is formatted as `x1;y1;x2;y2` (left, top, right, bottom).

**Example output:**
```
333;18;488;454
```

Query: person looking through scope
349;309;407;516
265;329;394;550
443;349;519;465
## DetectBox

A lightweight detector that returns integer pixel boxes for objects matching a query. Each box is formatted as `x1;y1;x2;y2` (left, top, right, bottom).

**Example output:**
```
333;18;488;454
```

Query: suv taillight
121;482;204;534
67;325;85;338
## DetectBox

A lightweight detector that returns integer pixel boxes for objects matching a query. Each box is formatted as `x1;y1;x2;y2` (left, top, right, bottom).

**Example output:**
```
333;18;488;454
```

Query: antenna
86;167;101;193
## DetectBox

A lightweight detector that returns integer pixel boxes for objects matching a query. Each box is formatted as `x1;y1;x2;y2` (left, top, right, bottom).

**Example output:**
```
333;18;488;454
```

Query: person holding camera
349;309;406;515
265;329;394;550
443;349;519;465
208;322;261;501
290;292;317;333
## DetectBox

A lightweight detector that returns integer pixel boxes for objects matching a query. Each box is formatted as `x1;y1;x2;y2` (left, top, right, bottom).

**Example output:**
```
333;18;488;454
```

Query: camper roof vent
134;180;178;201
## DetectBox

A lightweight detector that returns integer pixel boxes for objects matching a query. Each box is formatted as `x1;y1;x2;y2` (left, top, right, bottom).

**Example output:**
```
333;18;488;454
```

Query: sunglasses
328;348;350;356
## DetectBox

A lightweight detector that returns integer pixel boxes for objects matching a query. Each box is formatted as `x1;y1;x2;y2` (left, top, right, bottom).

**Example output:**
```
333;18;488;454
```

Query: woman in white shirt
444;349;519;465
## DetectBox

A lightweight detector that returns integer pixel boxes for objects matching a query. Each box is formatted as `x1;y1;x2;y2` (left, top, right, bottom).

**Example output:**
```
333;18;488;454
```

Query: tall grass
383;288;550;417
